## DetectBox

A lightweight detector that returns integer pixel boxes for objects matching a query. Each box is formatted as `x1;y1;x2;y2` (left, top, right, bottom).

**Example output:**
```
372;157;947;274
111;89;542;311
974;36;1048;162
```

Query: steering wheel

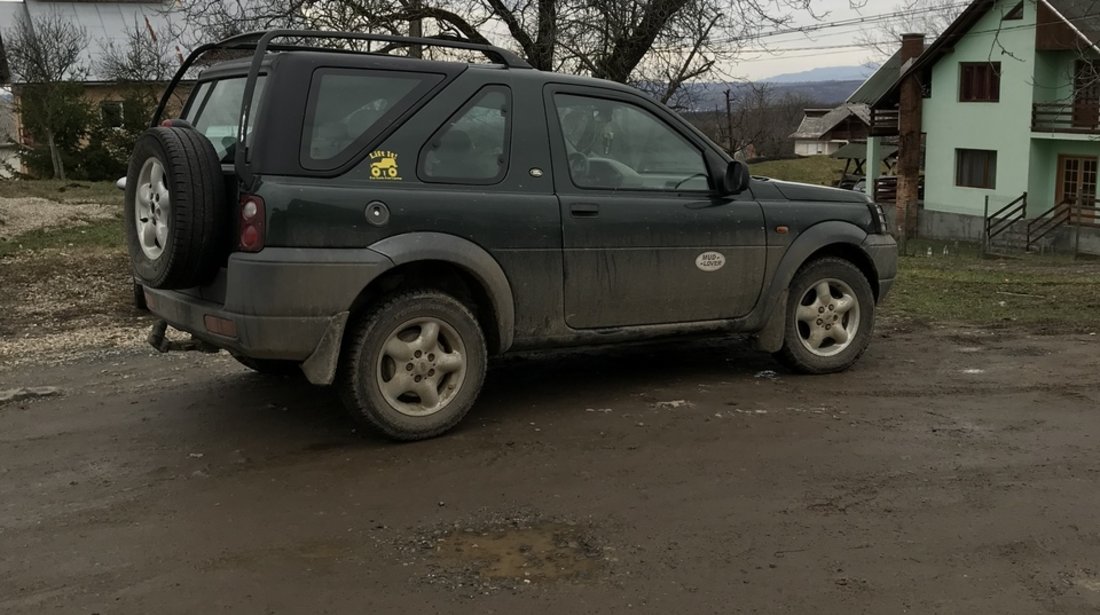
673;173;709;190
568;152;590;177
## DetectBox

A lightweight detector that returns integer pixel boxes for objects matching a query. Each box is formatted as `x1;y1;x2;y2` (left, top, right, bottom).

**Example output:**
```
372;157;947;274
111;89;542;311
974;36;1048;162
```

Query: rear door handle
571;203;600;217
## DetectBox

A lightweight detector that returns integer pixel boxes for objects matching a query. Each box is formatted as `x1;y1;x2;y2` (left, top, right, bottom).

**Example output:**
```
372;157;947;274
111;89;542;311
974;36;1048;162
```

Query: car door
545;85;767;329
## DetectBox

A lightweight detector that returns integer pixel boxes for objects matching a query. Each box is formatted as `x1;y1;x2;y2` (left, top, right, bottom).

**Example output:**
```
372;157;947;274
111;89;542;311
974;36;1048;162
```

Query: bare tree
689;82;813;159
3;11;89;179
858;0;963;59
98;19;179;85
170;0;855;102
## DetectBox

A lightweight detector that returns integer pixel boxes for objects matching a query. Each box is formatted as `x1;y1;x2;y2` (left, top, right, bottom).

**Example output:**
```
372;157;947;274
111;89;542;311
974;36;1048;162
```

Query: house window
1004;2;1024;20
959;62;1001;102
956;149;997;189
100;101;124;128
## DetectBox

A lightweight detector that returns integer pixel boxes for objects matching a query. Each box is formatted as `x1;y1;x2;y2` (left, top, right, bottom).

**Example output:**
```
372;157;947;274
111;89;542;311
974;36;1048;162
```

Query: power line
712;2;971;44
713;8;1100;57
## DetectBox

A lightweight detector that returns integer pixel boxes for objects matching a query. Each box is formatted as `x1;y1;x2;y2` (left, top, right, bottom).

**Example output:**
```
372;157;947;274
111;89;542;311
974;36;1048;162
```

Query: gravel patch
395;509;609;597
0;197;118;240
0;243;149;370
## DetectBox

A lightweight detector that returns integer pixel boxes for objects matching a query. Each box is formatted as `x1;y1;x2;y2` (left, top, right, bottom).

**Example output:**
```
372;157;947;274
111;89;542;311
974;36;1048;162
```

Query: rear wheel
124;127;228;290
338;290;487;441
773;258;875;374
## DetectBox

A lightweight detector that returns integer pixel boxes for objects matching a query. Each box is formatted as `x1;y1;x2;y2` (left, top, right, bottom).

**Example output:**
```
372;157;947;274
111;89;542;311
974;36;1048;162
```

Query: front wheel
338;290;487;441
773;258;875;374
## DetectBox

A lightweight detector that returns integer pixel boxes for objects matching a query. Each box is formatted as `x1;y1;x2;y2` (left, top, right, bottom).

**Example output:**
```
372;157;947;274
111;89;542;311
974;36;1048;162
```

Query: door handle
571;203;600;217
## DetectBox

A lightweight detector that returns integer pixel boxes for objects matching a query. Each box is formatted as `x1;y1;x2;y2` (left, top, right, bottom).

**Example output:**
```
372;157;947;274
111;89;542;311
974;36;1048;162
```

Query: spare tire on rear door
124;126;229;290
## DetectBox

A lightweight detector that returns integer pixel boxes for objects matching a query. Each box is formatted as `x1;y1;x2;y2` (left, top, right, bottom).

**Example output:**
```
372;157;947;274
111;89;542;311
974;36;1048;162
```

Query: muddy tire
232;354;302;377
124;127;227;290
773;258;875;374
338;290;488;441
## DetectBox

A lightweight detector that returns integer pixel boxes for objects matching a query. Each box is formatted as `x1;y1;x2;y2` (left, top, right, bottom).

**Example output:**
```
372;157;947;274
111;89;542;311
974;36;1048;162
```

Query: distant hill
764;65;878;84
680;80;865;111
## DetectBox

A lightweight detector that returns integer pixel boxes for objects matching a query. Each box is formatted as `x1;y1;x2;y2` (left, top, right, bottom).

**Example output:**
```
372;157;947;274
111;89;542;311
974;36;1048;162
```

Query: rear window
183;76;267;161
301;68;444;169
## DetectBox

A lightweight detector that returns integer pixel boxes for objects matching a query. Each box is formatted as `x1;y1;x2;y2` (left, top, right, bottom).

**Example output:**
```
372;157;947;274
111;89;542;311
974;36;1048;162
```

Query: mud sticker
695;251;726;272
369;150;402;180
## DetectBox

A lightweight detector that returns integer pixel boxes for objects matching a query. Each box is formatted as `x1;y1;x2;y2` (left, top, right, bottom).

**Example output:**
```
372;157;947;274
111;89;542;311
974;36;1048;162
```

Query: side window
553;93;709;191
183;76;268;161
301;68;443;168
420;86;511;184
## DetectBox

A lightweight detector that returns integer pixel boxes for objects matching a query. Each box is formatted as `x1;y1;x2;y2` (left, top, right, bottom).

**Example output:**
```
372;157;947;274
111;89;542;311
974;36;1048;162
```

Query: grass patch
748;156;846;186
0;180;122;205
0;217;124;259
886;247;1100;332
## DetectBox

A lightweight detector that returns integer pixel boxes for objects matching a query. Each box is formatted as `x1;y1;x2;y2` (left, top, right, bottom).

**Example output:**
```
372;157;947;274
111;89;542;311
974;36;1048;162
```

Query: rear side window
420;86;511;184
183;76;267;161
302;68;443;169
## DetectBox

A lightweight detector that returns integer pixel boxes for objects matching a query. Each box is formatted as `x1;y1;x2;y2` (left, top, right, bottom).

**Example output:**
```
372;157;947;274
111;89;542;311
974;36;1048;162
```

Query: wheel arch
769;221;877;302
801;243;880;301
353;233;515;354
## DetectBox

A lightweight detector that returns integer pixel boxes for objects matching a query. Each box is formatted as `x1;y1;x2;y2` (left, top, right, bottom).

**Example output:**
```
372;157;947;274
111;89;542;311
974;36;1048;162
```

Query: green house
863;0;1099;249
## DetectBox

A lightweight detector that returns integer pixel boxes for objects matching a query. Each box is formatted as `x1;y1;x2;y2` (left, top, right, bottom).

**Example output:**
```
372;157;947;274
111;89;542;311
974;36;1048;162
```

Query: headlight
868;201;889;234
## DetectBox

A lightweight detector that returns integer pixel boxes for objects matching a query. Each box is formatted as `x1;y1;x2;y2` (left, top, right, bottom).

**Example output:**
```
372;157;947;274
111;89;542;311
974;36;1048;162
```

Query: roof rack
151;30;531;188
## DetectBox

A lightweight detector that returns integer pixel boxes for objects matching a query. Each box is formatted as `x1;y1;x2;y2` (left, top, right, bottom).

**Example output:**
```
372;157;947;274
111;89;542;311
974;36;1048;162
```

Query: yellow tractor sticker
369;150;402;180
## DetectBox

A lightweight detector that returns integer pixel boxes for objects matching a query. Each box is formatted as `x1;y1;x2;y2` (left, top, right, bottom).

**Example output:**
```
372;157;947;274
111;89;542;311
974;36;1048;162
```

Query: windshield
183;76;267;161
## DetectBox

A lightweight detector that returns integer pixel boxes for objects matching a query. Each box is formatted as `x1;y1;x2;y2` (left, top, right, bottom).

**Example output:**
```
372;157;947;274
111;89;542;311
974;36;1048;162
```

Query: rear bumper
145;290;336;360
862;233;898;301
145;246;392;364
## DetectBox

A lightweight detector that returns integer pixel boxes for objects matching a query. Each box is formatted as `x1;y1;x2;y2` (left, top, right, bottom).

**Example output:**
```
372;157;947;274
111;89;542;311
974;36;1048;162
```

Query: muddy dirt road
2;326;1100;614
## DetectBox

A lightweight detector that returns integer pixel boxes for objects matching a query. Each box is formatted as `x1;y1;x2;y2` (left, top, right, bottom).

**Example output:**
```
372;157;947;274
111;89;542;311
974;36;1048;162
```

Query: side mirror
721;160;751;195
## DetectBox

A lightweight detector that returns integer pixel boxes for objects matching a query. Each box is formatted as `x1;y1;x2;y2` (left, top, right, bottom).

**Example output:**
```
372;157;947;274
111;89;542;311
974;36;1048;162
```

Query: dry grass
748;156;847;186
0;180;122;205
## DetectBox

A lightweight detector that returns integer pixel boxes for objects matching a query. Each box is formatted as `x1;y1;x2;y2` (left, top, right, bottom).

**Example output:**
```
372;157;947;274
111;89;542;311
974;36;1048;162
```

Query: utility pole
896;33;926;246
408;0;423;58
724;88;734;156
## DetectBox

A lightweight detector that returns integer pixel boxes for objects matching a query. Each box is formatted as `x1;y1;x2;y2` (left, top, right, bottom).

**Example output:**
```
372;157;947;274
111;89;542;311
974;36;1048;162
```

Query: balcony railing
1032;102;1100;134
869;108;900;137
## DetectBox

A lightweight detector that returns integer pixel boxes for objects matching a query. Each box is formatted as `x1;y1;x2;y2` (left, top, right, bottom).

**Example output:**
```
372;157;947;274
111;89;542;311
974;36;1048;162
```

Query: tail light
238;194;265;252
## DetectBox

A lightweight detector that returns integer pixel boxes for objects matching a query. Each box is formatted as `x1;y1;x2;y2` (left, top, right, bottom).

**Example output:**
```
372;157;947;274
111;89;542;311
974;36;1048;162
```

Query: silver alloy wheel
375;317;467;417
795;277;861;357
134;157;170;260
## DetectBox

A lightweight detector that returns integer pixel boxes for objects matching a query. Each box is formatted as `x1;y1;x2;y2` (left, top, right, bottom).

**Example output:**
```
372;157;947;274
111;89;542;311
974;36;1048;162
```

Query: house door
1072;61;1099;129
1057;155;1099;223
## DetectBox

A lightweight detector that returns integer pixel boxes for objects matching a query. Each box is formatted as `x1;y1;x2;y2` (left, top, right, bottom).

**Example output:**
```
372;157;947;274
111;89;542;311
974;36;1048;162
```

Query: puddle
432;521;603;582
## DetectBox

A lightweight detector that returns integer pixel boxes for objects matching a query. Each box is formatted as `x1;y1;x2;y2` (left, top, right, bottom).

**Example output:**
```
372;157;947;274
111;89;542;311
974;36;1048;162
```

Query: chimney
896;33;925;241
900;33;925;64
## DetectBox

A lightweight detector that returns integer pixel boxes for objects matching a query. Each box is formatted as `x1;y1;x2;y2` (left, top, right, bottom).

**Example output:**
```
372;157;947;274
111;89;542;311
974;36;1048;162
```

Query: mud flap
301;311;349;386
753;289;788;353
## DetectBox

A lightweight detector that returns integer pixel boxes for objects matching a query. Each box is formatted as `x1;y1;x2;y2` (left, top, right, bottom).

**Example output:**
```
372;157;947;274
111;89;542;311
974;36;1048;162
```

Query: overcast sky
733;0;892;80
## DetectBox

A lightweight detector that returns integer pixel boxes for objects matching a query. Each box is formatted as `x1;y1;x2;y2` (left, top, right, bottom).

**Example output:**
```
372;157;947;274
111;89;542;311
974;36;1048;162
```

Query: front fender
369;232;516;352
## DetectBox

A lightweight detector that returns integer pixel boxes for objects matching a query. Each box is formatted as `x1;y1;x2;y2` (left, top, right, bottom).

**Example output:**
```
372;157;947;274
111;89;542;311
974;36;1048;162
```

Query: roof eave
1039;0;1100;53
871;0;998;108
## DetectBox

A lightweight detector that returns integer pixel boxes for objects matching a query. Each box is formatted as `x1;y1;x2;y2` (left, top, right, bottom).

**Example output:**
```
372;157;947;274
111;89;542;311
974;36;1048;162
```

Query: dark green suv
124;30;896;440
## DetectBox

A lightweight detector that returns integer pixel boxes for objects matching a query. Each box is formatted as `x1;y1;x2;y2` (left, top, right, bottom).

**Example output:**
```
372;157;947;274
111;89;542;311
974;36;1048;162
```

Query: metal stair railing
983;192;1027;252
1027;198;1100;251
